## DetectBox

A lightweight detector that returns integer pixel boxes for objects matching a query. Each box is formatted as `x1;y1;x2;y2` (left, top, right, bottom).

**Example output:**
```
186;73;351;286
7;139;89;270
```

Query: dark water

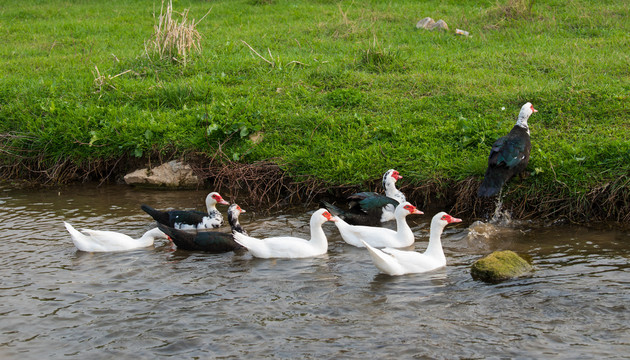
1;184;629;359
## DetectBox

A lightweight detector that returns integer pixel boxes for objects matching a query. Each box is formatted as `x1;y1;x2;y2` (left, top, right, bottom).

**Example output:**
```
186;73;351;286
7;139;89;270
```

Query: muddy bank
1;155;628;224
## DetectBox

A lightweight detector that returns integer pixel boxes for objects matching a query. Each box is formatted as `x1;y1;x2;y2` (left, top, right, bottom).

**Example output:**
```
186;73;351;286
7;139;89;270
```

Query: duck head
206;192;229;207
227;203;245;219
515;102;538;129
432;211;462;229
313;208;337;225
395;202;424;217
382;169;402;188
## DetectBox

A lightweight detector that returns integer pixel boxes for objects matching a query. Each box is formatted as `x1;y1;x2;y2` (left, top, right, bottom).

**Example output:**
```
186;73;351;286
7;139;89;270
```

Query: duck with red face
362;212;463;276
322;169;407;226
332;202;424;248
141;192;229;230
478;103;538;197
232;209;336;259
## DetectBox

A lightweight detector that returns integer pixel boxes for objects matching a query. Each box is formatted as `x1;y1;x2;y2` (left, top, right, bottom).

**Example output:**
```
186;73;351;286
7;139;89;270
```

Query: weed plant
144;0;211;65
0;0;628;220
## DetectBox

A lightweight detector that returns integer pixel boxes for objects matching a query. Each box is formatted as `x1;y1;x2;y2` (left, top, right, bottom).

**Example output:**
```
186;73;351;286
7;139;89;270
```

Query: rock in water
471;250;532;283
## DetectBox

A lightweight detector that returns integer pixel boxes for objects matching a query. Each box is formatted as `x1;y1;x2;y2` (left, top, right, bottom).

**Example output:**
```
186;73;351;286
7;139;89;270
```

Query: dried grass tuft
144;0;211;65
486;0;535;23
92;66;133;98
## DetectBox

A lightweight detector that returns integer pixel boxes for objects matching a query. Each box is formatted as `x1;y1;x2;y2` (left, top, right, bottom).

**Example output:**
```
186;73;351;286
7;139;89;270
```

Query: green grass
0;0;629;219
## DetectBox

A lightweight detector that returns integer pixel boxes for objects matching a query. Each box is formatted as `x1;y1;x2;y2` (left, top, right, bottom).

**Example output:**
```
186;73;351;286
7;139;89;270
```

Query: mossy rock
471;250;533;283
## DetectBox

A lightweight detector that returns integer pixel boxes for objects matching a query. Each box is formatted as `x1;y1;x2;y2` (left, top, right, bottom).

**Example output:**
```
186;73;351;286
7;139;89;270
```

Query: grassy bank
0;0;628;222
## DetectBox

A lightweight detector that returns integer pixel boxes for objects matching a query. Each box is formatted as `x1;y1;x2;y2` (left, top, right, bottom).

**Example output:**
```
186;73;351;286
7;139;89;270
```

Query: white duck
232;209;336;259
333;202;423;248
362;212;462;276
64;222;168;252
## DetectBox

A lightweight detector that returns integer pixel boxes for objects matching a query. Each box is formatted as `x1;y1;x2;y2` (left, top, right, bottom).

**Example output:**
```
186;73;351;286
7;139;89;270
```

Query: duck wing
321;200;378;226
489;135;528;169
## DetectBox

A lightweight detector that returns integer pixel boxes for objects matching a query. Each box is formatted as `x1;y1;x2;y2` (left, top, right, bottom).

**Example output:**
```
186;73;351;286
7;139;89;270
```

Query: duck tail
321;201;345;217
140;204;170;225
64;221;89;251
362;241;402;276
477;169;506;198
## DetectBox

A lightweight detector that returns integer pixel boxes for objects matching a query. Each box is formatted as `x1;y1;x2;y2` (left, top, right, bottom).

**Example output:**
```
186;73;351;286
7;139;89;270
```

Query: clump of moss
471;250;533;283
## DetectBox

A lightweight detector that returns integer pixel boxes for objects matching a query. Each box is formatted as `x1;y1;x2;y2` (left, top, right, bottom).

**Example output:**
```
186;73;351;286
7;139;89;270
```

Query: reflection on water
0;184;629;359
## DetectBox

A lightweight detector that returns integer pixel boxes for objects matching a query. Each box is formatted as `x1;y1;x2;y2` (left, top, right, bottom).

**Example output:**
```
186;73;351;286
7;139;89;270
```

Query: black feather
157;223;241;253
155;203;247;253
140;204;219;228
478;125;531;197
321;194;398;227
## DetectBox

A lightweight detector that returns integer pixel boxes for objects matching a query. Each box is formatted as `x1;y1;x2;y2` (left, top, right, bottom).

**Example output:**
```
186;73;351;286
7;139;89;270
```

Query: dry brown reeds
144;0;211;65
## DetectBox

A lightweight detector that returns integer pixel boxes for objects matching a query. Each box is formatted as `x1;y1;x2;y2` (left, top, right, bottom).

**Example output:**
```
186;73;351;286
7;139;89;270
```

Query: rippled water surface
1;185;629;359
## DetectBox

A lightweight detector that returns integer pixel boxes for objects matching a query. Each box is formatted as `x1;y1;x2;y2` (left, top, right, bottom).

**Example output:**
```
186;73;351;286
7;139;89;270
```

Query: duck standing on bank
141;192;229;230
333;202;423;248
64;222;168;252
362;212;462;276
323;169;406;226
232;209;336;259
157;204;247;253
478;103;538;197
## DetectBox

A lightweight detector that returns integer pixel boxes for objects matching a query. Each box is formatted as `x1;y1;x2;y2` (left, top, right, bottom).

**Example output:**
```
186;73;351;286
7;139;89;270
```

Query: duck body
64;222;168;252
232;209;335;259
334;202;423;248
324;169;405;226
141;192;229;229
363;212;462;276
157;204;247;253
478;103;537;197
322;193;398;226
158;224;241;253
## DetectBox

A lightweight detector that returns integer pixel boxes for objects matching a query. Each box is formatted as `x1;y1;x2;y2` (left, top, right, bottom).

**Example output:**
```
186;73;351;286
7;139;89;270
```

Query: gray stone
124;160;202;188
433;19;449;31
416;17;436;29
416;17;449;31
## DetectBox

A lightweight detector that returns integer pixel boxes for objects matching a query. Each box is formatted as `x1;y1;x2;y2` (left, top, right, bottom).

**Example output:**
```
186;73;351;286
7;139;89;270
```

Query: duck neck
139;228;163;246
206;203;217;214
394;214;413;240
384;179;405;202
228;213;245;234
424;224;445;260
309;220;328;249
515;114;530;134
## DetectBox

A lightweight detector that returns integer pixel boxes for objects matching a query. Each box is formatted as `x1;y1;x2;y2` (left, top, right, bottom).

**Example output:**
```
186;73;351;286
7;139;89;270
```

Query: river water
0;184;628;359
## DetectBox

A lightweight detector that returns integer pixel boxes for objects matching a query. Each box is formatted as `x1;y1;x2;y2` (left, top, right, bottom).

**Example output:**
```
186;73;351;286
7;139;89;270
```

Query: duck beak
449;217;462;223
413;209;424;215
322;211;337;222
218;199;229;205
